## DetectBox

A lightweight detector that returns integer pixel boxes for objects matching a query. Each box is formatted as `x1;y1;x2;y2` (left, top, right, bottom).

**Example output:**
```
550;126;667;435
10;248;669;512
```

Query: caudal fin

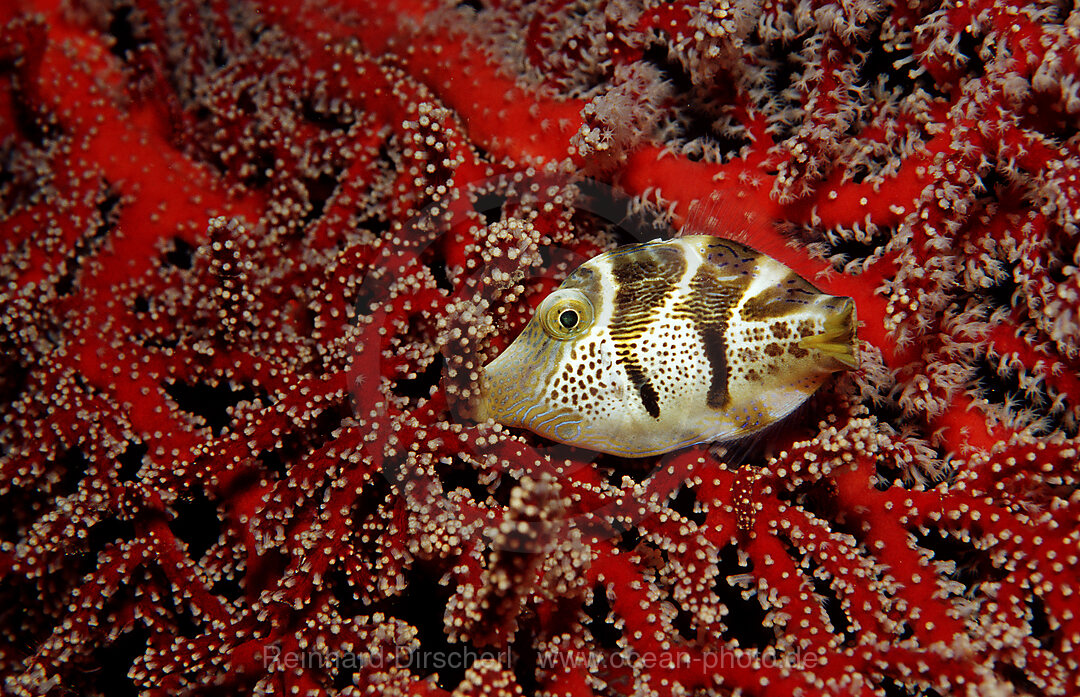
798;298;858;369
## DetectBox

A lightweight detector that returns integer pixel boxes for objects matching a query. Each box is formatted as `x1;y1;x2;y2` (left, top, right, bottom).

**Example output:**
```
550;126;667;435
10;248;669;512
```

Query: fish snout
478;342;539;427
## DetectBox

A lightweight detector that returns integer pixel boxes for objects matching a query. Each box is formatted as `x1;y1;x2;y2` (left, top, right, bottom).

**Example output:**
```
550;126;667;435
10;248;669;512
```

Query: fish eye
538;289;594;340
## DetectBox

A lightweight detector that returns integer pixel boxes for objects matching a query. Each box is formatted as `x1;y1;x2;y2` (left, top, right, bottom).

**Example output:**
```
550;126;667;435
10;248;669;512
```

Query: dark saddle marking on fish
608;246;686;420
672;263;749;410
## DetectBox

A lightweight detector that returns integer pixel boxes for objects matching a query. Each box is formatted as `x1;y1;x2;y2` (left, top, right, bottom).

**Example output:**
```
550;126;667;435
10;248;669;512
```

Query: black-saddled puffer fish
477;217;858;457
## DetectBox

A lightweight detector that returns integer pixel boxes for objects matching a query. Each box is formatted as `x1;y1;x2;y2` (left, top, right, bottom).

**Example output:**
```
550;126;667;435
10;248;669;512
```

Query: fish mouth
476;346;538;428
476;317;565;428
798;297;858;369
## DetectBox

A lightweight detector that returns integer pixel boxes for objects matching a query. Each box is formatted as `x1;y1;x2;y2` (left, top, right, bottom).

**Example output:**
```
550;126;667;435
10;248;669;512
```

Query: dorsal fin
679;190;786;258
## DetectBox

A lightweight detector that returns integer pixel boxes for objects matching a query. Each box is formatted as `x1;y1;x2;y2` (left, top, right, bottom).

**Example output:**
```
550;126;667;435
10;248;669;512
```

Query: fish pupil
559;309;579;329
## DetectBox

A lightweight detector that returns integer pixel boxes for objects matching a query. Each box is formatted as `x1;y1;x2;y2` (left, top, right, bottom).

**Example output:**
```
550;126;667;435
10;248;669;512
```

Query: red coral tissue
1;1;1079;696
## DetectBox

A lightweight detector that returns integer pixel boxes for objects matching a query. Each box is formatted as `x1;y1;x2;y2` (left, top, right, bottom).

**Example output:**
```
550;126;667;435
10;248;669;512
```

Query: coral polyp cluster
1;1;1078;696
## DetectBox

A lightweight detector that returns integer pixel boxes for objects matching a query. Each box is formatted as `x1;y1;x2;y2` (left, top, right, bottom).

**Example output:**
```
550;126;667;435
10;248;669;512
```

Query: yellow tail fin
799;299;858;369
